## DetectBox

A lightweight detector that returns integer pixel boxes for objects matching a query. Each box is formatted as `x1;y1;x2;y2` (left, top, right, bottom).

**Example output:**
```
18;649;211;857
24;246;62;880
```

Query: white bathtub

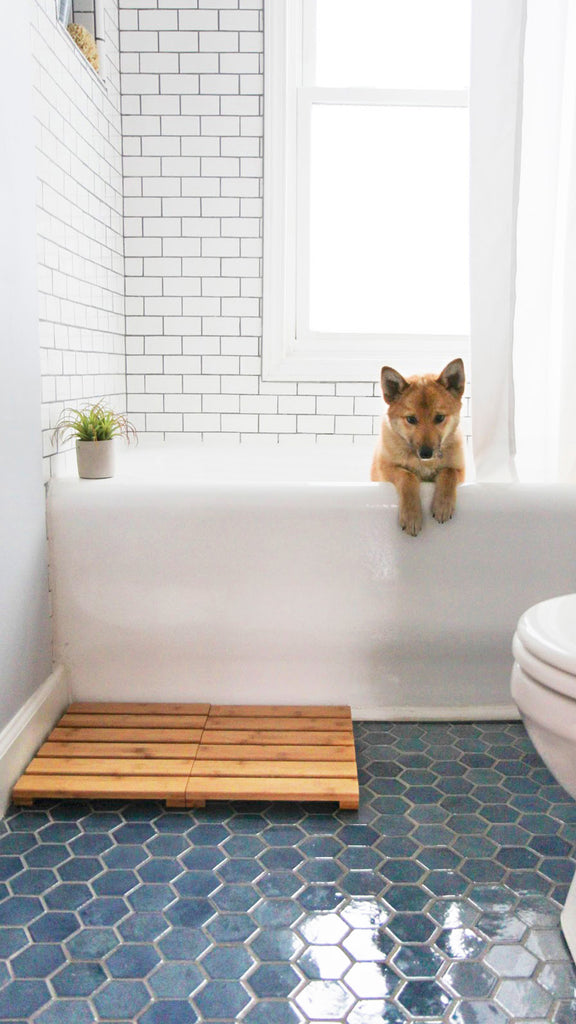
48;443;576;719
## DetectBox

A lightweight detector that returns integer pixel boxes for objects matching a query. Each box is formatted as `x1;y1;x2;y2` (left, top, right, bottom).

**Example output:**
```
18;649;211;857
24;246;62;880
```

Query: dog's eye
406;415;418;425
434;414;446;424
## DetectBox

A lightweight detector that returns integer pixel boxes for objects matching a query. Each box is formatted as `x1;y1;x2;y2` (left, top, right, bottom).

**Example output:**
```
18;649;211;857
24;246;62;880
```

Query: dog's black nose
419;446;434;460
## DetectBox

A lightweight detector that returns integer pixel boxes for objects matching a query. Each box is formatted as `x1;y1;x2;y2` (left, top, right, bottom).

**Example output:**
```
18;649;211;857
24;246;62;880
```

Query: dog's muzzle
418;446;434;460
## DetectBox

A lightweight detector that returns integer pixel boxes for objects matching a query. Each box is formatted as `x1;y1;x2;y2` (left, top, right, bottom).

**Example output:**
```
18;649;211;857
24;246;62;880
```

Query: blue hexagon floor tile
1;721;576;1021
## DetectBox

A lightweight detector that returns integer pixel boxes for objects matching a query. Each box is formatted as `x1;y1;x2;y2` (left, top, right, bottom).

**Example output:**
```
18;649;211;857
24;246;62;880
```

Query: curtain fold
469;0;526;482
471;0;576;482
513;0;576;482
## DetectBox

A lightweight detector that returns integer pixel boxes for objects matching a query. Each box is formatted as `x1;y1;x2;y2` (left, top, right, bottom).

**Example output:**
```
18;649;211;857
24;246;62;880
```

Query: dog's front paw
399;501;423;536
431;492;456;523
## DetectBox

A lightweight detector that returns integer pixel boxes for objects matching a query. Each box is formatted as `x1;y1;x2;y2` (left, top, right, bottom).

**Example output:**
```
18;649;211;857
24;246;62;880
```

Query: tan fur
371;358;465;536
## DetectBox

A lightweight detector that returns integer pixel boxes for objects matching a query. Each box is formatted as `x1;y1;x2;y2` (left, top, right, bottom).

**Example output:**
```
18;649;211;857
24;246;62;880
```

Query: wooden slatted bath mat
11;703;359;810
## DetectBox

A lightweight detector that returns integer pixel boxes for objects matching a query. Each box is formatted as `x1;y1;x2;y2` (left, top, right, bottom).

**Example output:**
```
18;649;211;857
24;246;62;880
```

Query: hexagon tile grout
0;720;575;1023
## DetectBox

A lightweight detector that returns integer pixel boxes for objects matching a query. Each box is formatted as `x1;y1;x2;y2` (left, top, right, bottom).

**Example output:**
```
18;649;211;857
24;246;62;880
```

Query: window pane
315;0;470;90
307;105;469;335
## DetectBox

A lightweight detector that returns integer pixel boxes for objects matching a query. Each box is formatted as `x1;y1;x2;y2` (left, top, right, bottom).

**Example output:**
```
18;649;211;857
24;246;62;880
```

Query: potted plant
51;402;137;479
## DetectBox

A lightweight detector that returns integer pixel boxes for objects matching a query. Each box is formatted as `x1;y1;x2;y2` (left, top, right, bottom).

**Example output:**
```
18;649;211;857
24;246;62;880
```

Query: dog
371;358;465;536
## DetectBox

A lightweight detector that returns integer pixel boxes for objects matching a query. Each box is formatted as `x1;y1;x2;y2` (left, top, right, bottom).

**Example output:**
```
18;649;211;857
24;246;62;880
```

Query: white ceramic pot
76;439;115;479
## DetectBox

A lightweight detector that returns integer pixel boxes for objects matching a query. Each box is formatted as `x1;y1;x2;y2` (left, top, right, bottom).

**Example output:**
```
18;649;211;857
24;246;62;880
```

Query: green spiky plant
52;402;138;445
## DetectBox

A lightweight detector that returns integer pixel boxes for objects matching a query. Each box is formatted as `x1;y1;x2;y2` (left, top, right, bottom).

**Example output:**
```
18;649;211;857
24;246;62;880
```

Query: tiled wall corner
32;0;126;477
120;0;470;448
34;0;472;463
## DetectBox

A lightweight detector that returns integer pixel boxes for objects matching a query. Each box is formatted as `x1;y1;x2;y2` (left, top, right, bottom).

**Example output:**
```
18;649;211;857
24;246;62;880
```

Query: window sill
262;334;470;383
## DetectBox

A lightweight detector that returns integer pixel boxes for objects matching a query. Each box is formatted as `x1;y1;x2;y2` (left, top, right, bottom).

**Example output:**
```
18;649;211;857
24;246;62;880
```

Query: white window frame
263;0;470;382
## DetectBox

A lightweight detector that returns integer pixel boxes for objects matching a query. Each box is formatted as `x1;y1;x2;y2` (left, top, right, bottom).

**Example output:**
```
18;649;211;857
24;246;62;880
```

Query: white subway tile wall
119;0;472;448
33;0;125;477
34;0;472;470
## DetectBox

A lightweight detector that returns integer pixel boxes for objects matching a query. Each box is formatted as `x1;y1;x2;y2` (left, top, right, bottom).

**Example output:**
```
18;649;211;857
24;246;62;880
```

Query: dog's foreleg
431;467;461;523
391;468;422;536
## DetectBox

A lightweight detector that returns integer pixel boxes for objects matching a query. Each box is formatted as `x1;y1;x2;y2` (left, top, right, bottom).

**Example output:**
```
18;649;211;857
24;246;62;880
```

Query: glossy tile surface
1;721;576;1021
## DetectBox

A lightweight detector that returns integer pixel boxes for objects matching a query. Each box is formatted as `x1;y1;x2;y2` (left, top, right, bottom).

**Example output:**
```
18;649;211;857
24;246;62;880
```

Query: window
263;0;471;381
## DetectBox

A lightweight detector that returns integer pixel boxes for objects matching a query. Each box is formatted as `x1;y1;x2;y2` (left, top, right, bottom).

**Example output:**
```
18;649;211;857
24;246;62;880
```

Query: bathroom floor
0;721;575;1023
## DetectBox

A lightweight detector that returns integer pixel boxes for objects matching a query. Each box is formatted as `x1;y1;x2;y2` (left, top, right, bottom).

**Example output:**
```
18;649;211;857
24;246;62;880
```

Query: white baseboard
352;703;521;721
0;665;70;817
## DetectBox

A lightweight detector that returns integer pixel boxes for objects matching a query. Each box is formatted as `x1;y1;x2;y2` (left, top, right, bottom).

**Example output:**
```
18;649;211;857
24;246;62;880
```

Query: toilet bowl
511;593;576;960
511;592;576;800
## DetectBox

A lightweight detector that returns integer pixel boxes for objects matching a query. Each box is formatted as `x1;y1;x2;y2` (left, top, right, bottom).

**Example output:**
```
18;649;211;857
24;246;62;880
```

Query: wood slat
196;743;356;761
190;759;358;778
50;728;205;742
26;758;194;777
203;716;351;732
12;702;359;811
185;775;359;808
37;742;199;759
12;775;187;802
60;714;206;729
67;702;210;715
202;729;354;746
210;705;351;718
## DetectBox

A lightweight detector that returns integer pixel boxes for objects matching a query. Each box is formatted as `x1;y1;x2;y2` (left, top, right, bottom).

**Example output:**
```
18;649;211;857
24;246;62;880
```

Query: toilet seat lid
517;593;576;677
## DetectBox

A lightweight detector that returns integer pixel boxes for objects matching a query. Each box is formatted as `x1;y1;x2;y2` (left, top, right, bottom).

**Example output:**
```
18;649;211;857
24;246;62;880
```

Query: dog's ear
381;366;409;405
437;358;465;398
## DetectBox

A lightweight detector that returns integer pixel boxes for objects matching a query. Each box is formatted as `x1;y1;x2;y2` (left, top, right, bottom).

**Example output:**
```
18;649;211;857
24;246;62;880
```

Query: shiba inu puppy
371;358;465;536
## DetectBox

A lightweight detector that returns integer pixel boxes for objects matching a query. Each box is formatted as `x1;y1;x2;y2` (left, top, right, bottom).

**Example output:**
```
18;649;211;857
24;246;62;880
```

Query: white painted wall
0;7;52;734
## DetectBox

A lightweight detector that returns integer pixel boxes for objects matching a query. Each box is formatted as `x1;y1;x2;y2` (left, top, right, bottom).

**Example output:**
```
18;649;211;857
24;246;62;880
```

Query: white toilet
511;592;576;959
512;592;576;798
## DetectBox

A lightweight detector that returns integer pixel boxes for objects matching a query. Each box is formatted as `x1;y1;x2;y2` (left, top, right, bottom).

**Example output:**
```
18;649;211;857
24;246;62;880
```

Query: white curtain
470;0;576;482
514;0;576;482
469;0;526;482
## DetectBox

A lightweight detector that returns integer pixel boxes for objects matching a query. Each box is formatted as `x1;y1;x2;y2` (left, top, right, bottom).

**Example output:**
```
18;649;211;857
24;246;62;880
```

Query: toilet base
562;869;576;963
512;680;576;962
511;596;576;962
522;716;576;803
511;662;576;802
